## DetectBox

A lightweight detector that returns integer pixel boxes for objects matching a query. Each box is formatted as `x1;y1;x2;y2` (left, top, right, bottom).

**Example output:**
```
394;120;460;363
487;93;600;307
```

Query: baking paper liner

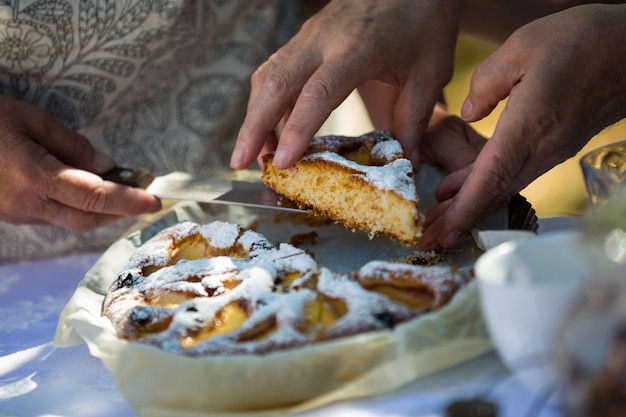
55;201;492;416
55;165;511;416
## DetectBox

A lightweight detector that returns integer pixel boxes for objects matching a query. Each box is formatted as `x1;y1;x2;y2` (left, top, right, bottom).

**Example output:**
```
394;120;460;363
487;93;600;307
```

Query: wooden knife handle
99;167;155;189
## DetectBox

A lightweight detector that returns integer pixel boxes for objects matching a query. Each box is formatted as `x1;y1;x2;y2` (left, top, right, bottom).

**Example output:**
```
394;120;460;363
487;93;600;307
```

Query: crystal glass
580;139;626;211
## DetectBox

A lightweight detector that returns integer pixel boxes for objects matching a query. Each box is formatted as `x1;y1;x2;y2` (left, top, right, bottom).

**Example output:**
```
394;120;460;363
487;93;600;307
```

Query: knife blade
100;167;306;213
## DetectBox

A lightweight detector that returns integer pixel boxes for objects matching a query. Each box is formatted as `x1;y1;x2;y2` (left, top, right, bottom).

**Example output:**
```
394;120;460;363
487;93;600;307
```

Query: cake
102;221;469;356
261;130;424;246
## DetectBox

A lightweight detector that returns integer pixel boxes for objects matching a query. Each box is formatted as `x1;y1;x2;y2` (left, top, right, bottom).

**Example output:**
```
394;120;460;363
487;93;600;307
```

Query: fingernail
460;97;473;121
230;145;246;169
93;150;115;172
147;197;162;213
272;146;289;168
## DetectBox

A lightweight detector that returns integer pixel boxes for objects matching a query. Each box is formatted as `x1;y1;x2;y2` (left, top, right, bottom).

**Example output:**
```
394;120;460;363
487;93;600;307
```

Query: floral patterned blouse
0;0;305;261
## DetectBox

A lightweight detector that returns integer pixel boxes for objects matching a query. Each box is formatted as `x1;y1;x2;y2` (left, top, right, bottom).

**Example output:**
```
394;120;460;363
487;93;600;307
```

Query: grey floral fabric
0;0;302;261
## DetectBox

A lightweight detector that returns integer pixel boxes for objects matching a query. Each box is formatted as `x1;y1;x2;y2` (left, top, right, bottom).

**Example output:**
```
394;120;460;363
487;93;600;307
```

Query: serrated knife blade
100;167;305;213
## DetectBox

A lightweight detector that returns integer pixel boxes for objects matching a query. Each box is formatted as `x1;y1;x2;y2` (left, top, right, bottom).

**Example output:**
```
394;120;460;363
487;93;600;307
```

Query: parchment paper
55;166;497;417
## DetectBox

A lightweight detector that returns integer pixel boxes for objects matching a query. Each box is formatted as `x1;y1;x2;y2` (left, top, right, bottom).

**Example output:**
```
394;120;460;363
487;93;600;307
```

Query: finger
16;99;116;173
420;116;486;172
422;118;526;251
461;43;524;123
231;49;320;169
272;61;366;169
392;78;442;167
255;130;279;168
13;154;162;220
276;103;294;136
433;167;471;202
1;167;133;231
48;166;162;215
423;197;453;229
420;198;454;252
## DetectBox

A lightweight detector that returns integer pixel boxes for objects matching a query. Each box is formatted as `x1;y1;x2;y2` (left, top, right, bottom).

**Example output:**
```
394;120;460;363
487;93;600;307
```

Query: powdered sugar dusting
301;132;417;201
198;221;240;248
103;221;469;356
371;139;403;162
356;260;471;308
315;268;415;336
359;261;468;286
238;230;272;254
124;223;197;269
304;152;417;202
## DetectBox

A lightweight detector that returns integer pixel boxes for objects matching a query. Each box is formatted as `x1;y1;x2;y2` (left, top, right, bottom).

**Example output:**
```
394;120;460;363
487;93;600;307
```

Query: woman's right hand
0;95;161;231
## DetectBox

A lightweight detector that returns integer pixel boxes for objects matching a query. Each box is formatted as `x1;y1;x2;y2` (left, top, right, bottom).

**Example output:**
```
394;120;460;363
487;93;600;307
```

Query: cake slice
261;130;424;246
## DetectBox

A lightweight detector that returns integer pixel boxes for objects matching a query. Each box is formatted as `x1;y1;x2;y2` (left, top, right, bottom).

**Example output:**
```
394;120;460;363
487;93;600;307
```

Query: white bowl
475;230;593;401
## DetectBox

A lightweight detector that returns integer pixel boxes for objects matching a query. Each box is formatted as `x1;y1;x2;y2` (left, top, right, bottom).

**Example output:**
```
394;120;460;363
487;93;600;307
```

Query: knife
100;167;306;213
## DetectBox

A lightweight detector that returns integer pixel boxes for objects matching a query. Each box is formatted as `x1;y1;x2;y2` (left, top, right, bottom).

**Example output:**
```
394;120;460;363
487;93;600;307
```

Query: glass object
583;186;626;266
580;140;626;211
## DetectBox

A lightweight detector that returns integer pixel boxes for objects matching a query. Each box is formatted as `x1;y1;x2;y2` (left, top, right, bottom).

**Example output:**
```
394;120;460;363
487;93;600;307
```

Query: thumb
462;46;522;123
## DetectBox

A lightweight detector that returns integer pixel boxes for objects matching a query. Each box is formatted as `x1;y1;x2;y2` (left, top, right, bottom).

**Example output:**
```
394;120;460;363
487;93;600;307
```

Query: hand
416;105;486;250
420;4;626;251
0;96;161;231
231;0;459;170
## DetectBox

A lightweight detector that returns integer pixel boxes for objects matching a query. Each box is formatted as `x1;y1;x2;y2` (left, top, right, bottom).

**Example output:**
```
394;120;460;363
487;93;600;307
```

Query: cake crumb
392;251;444;266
